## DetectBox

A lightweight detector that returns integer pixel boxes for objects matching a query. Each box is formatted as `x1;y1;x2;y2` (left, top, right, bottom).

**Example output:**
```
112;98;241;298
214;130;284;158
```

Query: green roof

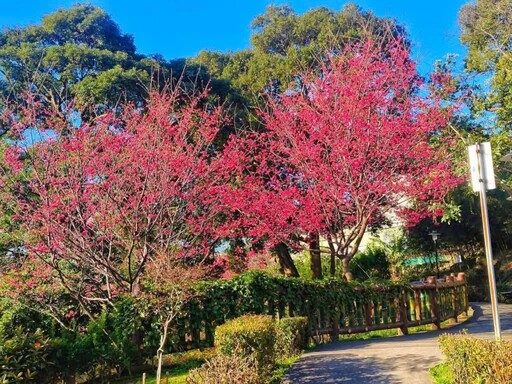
402;255;450;266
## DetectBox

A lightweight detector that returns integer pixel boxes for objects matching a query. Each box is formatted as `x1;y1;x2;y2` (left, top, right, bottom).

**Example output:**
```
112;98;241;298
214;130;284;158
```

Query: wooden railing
312;273;468;341
172;272;469;350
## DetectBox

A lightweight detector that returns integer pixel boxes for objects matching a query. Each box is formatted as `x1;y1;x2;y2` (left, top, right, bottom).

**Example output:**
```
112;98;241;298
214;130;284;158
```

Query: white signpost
468;142;501;340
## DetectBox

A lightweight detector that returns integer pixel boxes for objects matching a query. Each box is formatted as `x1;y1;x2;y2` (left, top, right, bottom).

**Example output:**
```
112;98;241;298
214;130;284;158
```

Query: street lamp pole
429;230;440;278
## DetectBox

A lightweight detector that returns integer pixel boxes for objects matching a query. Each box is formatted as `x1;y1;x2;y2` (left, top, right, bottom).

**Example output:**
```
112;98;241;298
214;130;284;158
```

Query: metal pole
476;143;501;341
434;240;439;278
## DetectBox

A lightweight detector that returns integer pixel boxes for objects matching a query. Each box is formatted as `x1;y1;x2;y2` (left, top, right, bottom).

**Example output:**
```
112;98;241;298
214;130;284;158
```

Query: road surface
282;303;512;384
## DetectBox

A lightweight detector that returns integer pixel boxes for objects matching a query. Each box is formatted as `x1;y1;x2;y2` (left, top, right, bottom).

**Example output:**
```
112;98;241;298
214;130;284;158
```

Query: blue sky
0;0;469;74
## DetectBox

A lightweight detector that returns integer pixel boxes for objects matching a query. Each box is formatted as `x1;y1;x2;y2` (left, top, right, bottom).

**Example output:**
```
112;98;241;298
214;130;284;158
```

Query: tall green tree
190;3;407;105
459;0;512;129
0;4;169;125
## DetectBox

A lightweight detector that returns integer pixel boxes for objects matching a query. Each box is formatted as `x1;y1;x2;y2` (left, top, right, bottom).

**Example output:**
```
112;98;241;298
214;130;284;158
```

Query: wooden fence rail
173;272;468;350
314;273;468;341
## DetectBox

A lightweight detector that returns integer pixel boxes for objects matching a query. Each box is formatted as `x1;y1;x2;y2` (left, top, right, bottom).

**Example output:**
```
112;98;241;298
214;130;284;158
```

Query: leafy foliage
0;327;54;383
0;4;172;125
438;333;512;384
215;314;276;375
191;4;407;104
350;243;391;281
459;0;512;130
186;345;261;384
275;317;309;358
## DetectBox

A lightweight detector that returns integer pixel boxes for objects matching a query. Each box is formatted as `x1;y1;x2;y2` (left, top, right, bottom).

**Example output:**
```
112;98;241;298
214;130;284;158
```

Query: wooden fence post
364;302;373;328
430;285;440;330
330;311;340;342
451;286;458;323
414;289;422;322
398;290;409;335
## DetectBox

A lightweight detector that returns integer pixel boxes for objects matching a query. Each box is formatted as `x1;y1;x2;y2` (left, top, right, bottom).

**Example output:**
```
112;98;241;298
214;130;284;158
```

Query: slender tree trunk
342;257;354;281
275;242;299;277
326;236;336;277
156;316;173;384
309;233;322;280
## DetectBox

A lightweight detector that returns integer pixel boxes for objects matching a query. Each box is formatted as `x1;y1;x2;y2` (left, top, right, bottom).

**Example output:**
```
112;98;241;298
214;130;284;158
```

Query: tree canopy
459;0;512;130
190;4;407;106
0;4;168;125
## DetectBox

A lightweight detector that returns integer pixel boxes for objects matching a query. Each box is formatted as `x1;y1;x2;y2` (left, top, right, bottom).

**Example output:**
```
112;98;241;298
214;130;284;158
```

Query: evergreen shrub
215;314;276;374
438;333;512;384
275;316;309;357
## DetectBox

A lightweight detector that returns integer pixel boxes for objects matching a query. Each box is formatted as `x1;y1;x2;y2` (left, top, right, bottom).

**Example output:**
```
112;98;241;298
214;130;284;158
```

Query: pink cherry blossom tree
218;39;460;280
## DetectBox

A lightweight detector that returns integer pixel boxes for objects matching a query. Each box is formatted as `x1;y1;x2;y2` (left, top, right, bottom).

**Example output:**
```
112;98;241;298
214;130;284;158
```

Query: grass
116;352;299;384
429;362;454;384
270;355;301;384
115;361;202;384
338;311;472;342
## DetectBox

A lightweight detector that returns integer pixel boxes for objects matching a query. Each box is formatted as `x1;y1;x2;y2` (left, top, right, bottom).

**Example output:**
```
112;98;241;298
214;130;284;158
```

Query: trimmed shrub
275;316;309;357
186;345;261;384
438;333;512;384
215;314;276;374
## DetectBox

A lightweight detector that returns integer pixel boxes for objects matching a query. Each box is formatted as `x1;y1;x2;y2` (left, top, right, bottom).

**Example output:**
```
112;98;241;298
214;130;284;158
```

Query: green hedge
215;314;276;374
276;316;309;357
0;271;407;381
177;270;405;349
438;333;512;384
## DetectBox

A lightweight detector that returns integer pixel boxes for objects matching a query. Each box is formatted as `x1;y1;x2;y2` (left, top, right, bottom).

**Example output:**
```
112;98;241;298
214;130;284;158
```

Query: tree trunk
326;236;336;277
274;242;299;277
156;317;173;384
309;233;323;280
342;257;354;281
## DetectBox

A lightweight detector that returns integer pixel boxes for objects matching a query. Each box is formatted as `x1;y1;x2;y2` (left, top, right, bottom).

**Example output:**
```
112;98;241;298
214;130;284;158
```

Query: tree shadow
281;304;512;383
282;354;395;383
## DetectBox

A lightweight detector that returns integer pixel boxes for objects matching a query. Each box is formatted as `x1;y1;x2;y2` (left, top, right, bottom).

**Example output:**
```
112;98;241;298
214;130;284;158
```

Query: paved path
282;303;512;384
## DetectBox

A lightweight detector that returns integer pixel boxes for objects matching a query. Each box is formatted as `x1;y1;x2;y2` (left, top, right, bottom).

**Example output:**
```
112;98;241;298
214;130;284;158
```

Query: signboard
468;142;496;192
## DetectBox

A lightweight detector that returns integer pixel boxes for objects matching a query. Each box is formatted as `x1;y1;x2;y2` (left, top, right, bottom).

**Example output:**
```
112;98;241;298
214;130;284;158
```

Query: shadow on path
284;355;394;383
282;303;512;384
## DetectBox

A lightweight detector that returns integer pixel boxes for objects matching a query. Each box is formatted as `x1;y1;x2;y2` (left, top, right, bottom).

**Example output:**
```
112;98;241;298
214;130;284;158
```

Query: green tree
459;0;512;129
0;4;168;125
190;3;407;104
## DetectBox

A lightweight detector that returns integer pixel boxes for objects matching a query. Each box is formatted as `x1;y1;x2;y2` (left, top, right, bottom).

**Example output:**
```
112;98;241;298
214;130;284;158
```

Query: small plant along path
282;303;512;384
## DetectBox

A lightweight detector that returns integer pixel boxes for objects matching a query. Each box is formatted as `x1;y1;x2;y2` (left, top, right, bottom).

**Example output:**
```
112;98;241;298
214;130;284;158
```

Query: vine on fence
171;271;407;349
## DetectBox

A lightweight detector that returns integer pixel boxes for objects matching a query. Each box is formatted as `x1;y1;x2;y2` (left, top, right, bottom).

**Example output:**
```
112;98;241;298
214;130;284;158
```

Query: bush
350;244;390;281
215;314;276;375
275;317;308;357
0;327;55;383
53;300;143;380
429;362;454;384
159;347;216;367
438;333;512;384
186;345;261;384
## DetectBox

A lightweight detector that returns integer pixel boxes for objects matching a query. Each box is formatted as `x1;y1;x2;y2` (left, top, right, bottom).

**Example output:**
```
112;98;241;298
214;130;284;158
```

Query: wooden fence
174;272;468;350
312;273;468;341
